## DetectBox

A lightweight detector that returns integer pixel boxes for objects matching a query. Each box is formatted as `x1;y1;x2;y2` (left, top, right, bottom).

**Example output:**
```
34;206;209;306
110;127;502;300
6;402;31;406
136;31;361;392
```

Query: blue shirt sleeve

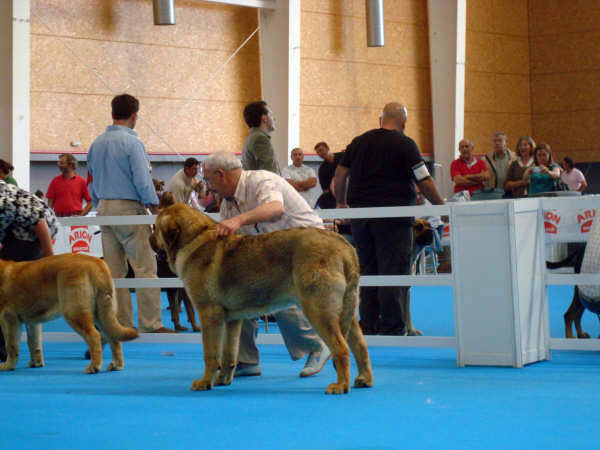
129;141;159;206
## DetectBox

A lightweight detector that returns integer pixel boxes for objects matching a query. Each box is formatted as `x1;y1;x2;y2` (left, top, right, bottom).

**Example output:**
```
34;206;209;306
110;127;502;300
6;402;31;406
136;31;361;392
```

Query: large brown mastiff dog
0;253;138;373
150;204;373;394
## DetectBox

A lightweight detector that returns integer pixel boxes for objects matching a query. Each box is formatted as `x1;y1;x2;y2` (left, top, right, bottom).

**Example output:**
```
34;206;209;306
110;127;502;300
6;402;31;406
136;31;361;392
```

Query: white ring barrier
45;196;600;360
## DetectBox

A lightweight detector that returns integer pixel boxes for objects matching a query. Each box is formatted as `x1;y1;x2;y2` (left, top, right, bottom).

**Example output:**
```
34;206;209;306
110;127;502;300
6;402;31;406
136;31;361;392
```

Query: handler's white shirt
281;164;317;207
220;170;323;235
166;169;195;204
580;211;600;300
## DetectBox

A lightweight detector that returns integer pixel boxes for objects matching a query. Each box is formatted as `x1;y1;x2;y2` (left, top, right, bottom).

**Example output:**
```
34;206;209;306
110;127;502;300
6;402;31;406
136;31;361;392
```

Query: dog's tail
96;286;139;342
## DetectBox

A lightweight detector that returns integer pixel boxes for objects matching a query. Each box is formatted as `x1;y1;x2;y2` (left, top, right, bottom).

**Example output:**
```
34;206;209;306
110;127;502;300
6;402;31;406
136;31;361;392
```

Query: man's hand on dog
216;217;243;238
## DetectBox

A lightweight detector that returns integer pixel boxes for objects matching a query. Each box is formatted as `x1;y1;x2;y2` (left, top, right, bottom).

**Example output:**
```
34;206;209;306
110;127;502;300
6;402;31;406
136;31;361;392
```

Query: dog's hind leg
168;289;186;332
564;288;589;338
0;312;21;370
25;323;44;368
347;315;374;388
105;338;124;371
572;287;590;339
303;309;351;394
64;311;103;374
181;290;201;332
191;302;226;391
215;319;242;386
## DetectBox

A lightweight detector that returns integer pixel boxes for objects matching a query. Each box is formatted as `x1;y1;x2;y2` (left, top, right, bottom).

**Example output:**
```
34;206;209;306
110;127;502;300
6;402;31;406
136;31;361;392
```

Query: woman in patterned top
0;180;58;361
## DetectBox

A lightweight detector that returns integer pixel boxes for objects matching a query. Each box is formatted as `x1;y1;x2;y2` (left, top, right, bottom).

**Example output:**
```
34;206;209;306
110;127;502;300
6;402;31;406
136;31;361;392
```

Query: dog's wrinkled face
150;212;180;256
150;204;216;261
414;219;434;247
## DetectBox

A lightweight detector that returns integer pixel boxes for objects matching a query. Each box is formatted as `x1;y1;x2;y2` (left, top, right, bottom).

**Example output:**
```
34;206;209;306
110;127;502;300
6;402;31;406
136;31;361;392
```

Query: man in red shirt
450;139;490;194
46;154;93;217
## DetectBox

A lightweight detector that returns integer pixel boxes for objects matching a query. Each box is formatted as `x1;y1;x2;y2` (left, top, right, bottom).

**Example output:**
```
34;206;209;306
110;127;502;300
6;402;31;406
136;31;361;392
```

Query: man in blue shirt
88;94;172;333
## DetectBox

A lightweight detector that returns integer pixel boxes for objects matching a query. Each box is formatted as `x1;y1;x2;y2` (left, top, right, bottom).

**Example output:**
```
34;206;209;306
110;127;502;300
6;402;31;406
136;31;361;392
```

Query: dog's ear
414;221;425;233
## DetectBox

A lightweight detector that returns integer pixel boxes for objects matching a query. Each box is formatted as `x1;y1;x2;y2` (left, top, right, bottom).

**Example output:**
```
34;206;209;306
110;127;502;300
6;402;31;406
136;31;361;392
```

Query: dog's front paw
0;362;16;371
106;361;124;371
85;364;101;374
325;382;350;394
407;329;423;336
190;379;212;391
28;359;44;368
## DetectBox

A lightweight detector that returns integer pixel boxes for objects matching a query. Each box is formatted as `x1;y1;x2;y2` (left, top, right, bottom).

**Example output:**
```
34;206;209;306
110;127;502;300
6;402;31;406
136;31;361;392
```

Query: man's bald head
380;102;408;131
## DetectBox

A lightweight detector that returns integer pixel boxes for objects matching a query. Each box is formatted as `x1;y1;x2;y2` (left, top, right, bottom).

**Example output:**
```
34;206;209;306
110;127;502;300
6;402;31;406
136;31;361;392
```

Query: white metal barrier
49;196;600;364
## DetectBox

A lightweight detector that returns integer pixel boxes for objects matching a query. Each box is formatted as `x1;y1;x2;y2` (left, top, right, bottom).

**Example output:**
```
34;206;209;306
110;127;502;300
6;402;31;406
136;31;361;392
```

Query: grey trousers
97;199;164;333
237;305;324;365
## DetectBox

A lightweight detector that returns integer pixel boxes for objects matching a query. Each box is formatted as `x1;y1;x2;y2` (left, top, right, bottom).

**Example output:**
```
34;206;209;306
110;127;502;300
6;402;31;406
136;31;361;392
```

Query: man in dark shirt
241;101;280;175
333;102;444;335
315;142;344;209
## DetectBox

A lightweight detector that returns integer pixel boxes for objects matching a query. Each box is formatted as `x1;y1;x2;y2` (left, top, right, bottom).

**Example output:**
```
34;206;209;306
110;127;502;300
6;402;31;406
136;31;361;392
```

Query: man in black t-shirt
333;102;444;335
315;141;344;209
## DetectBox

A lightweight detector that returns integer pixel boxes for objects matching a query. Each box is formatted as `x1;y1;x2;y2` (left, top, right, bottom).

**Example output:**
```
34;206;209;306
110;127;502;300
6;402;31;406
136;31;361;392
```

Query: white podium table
450;198;550;367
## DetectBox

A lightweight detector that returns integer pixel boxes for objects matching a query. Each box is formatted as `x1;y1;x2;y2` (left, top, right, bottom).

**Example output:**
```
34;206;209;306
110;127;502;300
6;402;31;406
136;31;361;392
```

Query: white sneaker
299;345;331;378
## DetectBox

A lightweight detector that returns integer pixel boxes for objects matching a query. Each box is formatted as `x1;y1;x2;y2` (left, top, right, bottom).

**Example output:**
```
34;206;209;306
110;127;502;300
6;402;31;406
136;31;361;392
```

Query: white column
0;0;30;190
427;0;466;199
259;0;300;168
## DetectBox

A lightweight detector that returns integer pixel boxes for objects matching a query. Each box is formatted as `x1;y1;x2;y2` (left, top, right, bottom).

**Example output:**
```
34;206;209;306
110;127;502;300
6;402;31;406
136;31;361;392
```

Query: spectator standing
241;101;280;174
0;160;17;186
524;143;561;195
450;139;490;195
165;157;200;204
281;147;318;207
504;136;536;198
46;154;93;217
315;142;344;209
560;157;587;193
87;93;172;334
484;132;515;193
239;104;328;378
202;151;331;378
333;102;445;335
0;181;58;361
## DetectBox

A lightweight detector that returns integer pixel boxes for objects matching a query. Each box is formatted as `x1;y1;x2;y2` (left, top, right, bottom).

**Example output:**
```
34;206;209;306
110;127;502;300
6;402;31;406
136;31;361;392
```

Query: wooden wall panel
299;1;433;156
464;0;532;156
30;0;260;155
529;0;600;162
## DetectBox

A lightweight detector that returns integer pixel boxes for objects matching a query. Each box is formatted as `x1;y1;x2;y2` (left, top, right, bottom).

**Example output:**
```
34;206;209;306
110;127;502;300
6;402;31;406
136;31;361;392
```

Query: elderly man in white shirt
202;151;331;378
281;147;318;207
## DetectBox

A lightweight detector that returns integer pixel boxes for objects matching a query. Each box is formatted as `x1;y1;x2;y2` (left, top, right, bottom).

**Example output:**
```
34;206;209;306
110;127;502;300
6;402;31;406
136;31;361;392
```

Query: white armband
412;162;430;182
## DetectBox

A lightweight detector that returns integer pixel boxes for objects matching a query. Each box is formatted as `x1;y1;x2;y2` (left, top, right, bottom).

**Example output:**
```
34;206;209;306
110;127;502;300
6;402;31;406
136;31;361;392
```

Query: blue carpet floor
1;285;599;449
0;344;598;449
